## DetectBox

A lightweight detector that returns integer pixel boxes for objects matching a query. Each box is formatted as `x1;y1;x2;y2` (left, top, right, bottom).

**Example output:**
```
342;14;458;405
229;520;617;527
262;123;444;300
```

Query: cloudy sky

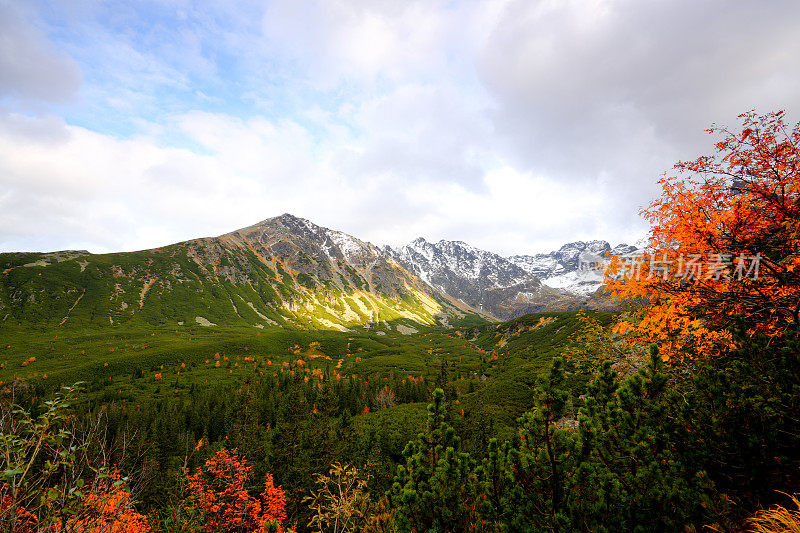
1;0;799;256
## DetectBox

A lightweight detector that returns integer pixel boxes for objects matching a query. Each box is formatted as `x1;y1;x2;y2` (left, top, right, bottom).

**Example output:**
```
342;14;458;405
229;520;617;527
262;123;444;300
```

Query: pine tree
676;323;800;517
570;346;704;532
503;357;575;532
389;388;479;532
475;438;514;530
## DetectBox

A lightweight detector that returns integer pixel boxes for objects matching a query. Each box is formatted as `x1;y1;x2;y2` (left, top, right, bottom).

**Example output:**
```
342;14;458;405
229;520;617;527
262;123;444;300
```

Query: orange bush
1;470;151;533
59;469;151;533
0;487;38;532
184;448;286;533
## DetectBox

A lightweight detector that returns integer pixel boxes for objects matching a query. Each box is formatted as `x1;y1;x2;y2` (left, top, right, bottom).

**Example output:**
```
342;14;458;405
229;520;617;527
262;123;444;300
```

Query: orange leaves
1;468;153;533
0;488;38;532
260;474;287;527
60;469;151;533
613;321;633;335
609;111;800;360
184;448;286;533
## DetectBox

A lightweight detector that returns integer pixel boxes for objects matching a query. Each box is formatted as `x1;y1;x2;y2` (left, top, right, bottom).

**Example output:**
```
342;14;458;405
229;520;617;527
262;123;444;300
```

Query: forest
1;111;799;532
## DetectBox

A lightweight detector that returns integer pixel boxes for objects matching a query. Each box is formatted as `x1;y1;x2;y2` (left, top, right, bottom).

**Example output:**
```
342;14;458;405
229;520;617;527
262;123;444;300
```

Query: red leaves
1;469;153;533
184;448;286;533
608;110;800;360
61;469;151;533
0;488;39;533
260;474;287;527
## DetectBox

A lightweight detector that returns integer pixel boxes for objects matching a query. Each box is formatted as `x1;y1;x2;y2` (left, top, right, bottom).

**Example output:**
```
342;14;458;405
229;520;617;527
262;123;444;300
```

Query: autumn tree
0;385;150;533
183;447;287;533
57;469;151;533
605;110;800;523
609;110;800;359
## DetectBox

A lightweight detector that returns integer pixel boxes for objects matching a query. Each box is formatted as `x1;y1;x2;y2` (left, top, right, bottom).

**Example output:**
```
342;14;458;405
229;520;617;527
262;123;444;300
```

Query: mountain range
0;214;635;329
385;238;637;320
507;241;639;295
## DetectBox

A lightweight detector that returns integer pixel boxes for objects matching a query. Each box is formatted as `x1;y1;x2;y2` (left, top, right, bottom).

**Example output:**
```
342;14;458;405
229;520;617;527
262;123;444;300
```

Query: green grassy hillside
0;240;482;333
0;310;608;421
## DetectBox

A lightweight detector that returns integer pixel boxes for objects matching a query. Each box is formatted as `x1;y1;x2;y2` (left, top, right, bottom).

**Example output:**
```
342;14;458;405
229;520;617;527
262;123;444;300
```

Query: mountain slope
508;241;639;296
386;238;586;320
0;215;482;332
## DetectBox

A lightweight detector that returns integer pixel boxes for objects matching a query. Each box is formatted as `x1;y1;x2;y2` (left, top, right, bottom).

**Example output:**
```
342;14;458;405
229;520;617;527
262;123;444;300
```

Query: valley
2;174;797;531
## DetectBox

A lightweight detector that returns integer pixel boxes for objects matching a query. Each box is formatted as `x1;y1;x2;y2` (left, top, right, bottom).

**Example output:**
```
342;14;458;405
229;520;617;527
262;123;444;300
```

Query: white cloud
479;0;800;178
0;2;81;103
0;108;638;256
377;166;631;255
260;0;473;88
2;0;800;258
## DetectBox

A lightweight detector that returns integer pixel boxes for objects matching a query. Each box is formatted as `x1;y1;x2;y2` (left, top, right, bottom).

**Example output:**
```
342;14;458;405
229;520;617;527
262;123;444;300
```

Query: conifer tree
676;323;800;515
571;346;703;531
389;388;479;532
503;357;575;532
475;438;513;530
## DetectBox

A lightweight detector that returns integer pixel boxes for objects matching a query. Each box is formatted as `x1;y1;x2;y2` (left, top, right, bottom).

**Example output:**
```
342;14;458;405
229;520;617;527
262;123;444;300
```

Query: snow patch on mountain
508;241;641;295
328;230;367;263
389;238;533;291
386;237;569;320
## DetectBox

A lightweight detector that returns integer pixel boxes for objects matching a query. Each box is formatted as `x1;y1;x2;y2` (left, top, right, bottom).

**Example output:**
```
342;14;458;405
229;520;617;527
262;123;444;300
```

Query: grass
0;309;612;445
0;243;484;333
747;493;800;533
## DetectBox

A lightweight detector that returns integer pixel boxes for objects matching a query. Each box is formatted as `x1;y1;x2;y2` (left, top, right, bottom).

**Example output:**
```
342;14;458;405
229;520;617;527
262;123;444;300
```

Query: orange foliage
1;470;151;533
59;469;151;532
184;448;286;533
608;111;800;359
0;488;38;532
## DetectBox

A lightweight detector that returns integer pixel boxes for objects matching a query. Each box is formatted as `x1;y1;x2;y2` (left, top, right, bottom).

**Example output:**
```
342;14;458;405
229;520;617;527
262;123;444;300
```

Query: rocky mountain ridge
1;214;636;329
385;238;619;320
385;237;642;318
508;241;640;296
0;214;481;332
